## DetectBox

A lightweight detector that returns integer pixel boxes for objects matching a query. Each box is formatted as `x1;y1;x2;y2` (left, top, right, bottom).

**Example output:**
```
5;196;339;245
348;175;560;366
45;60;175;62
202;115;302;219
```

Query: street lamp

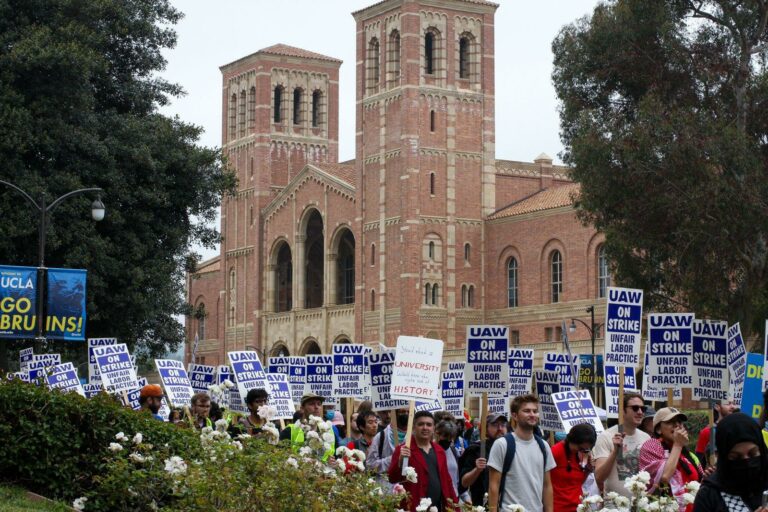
0;180;105;346
569;306;603;403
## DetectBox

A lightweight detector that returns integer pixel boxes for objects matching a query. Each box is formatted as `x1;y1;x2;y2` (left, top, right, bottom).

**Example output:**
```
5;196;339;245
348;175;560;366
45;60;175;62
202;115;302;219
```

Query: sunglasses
628;405;648;413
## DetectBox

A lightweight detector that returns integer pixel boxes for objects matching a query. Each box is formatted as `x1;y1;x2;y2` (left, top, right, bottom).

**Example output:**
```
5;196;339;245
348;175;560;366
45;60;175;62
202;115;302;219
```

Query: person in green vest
191;392;213;430
279;392;335;462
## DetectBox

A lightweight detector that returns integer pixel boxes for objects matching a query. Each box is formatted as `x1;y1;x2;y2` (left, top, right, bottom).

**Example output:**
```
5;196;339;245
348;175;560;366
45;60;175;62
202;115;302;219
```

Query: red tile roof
258;44;342;63
488;183;580;220
353;0;499;15
314;163;357;188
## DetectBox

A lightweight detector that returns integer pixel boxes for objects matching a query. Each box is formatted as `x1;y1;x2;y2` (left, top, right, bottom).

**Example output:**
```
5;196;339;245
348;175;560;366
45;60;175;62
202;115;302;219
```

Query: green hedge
0;378;199;503
683;409;711;453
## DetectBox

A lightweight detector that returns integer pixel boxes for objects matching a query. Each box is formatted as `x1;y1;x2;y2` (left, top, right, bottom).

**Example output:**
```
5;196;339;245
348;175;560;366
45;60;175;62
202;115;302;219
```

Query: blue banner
0;265;37;338
740;353;764;421
46;268;86;340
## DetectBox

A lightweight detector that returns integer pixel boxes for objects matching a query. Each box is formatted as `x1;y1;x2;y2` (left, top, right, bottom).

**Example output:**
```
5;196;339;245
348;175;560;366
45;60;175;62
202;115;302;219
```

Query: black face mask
438;439;451;449
724;456;762;494
396;413;409;429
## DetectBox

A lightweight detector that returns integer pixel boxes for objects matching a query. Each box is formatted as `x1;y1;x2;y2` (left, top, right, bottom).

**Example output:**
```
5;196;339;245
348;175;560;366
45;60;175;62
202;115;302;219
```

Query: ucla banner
0;265;37;338
46;268;86;340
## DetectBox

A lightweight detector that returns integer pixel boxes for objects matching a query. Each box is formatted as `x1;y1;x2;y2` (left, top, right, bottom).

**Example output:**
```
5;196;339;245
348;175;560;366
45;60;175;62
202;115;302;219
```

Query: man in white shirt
487;394;556;512
593;392;650;497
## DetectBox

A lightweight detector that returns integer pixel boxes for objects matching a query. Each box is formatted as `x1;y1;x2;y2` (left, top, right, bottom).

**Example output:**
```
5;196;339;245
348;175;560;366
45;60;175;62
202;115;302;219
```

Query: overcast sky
160;0;599;259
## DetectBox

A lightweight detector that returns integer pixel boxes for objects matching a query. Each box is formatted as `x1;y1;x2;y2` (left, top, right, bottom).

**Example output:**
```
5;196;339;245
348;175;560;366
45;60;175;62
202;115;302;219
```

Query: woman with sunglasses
551;423;597;512
639;407;703;512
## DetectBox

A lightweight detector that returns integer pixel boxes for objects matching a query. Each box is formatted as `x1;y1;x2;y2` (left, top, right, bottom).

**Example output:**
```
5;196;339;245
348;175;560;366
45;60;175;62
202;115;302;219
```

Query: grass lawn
0;485;74;512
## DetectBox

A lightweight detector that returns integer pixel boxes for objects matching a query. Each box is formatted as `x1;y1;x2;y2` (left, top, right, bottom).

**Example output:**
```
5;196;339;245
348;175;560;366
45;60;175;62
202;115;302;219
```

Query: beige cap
652;407;688;430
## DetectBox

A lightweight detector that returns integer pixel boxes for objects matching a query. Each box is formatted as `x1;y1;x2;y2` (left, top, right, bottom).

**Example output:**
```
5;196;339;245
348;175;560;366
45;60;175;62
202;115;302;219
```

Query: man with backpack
459;412;508;506
487;394;555;512
367;407;409;485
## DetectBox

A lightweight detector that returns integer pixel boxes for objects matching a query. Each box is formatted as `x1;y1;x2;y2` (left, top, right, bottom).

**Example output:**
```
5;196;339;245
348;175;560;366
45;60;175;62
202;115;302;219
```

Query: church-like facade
185;0;608;367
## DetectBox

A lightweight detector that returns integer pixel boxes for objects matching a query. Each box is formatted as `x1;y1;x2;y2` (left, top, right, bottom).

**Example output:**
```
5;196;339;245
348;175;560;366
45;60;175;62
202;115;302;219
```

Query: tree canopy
553;0;768;340
0;0;235;360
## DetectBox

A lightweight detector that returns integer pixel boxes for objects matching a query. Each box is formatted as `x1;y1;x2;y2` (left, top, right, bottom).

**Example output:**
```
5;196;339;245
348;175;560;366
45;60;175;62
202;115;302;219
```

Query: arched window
430;173;435;195
195;303;206;341
425;283;431;305
367;37;380;91
550;250;563;303
337;230;355;305
293;88;303;125
249;206;254;226
598;245;611;298
273;86;283;123
464;243;470;263
425;31;435;74
312;90;322;127
468;285;474;308
229;93;237;140
388;30;401;85
370;289;376;311
461;285;467;307
507;257;518;308
238;89;246;136
428;241;435;259
370;243;376;265
459;36;471;79
275;243;293;312
250;156;254;177
430;110;436;132
248;86;256;130
432;283;439;306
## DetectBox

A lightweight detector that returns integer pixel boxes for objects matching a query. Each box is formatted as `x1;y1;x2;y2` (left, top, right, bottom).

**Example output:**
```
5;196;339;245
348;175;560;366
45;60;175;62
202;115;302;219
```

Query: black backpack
498;433;548;508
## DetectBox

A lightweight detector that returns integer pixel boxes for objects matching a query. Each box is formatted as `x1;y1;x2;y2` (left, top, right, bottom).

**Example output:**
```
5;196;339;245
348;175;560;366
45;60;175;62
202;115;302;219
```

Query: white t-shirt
487;433;556;512
592;425;650;498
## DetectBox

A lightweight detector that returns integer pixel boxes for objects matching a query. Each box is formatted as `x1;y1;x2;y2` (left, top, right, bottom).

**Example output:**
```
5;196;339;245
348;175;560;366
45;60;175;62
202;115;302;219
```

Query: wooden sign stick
480;392;488;458
401;400;416;475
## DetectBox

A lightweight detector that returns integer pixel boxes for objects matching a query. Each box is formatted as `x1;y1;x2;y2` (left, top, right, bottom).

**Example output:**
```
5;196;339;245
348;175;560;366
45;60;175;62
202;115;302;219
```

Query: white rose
405;466;418;483
132;432;143;445
72;497;88;511
286;457;299;468
115;432;128;442
108;442;123;452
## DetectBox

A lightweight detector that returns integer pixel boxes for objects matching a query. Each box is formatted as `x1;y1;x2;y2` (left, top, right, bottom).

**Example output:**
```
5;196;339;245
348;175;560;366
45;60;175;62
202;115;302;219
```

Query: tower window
430;110;435;132
273;86;283;123
388;30;401;85
428;241;435;260
425;283;431;305
371;289;376;311
464;243;470;263
293;88;303;125
312;90;321;127
551;250;563;303
367;37;380;91
425;32;435;75
371;243;376;265
432;283;439;306
507;257;518;308
468;285;474;308
248;86;256;130
598;245;611;298
229;93;237;140
429;173;435;195
238;89;246;136
459;37;470;79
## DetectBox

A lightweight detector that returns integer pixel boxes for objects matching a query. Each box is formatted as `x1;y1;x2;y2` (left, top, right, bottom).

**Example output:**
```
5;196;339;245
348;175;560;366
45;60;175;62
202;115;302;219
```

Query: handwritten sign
391;335;443;402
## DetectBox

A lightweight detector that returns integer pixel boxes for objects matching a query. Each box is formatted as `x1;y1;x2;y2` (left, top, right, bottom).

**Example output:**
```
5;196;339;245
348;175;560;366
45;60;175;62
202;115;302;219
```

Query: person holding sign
367;407;410;485
592;392;649;498
459;413;508;507
694;412;768;512
388;411;459;511
695;400;737;469
139;384;164;421
549;424;597;512
639;407;702;512
487;395;556;512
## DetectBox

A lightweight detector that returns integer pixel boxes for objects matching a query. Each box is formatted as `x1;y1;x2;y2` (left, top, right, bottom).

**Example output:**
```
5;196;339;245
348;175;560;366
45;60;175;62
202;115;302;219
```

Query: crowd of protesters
137;382;768;512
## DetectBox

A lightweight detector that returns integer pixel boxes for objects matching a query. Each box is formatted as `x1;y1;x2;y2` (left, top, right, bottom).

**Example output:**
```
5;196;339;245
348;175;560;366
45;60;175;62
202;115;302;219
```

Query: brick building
185;0;609;369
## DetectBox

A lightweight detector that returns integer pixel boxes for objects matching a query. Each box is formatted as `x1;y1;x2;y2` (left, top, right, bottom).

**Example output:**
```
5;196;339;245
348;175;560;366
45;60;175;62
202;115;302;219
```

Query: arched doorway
275;242;293;312
305;210;324;308
301;338;322;355
336;230;355;304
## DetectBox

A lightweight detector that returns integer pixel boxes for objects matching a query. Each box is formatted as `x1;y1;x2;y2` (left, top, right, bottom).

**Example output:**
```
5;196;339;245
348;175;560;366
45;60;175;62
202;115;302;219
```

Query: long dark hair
564;423;597;473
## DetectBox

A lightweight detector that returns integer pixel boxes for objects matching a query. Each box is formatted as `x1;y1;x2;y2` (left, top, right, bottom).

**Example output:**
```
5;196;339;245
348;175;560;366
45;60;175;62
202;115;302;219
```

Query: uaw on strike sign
466;325;508;396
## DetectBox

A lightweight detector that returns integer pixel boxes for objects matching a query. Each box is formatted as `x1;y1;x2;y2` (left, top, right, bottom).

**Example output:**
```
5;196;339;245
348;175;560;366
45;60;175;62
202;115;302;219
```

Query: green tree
0;0;235;362
553;0;768;341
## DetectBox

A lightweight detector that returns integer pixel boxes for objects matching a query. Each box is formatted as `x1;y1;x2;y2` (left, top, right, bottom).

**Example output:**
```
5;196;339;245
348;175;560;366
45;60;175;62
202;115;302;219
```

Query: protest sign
508;348;534;396
267;356;289;375
46;268;87;340
691;320;729;401
305;355;339;407
288;357;306;407
19;347;33;370
155;359;194;407
604;365;637;418
764;320;768;392
0;265;36;339
740;353;765;420
125;378;147;411
45;362;85;396
88;338;117;385
83;383;102;398
94;343;137;394
228;351;268;406
391;335;443;402
578;354;604;389
488;395;508;415
552;389;604;433
535;370;562;431
604;287;643;366
647;313;694;388
266;373;296;419
448;362;465;372
215;365;232;408
466;325;509;396
642;353;682;402
441;368;465;417
414;399;444;413
543;352;580;390
28;353;62;380
188;363;215;394
7;371;30;382
727;323;747;406
369;350;409;411
227;371;248;414
332;344;367;399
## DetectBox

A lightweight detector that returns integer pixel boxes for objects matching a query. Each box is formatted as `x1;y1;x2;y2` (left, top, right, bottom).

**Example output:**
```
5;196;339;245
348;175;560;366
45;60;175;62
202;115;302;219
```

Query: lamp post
569;306;603;403
0;180;105;347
